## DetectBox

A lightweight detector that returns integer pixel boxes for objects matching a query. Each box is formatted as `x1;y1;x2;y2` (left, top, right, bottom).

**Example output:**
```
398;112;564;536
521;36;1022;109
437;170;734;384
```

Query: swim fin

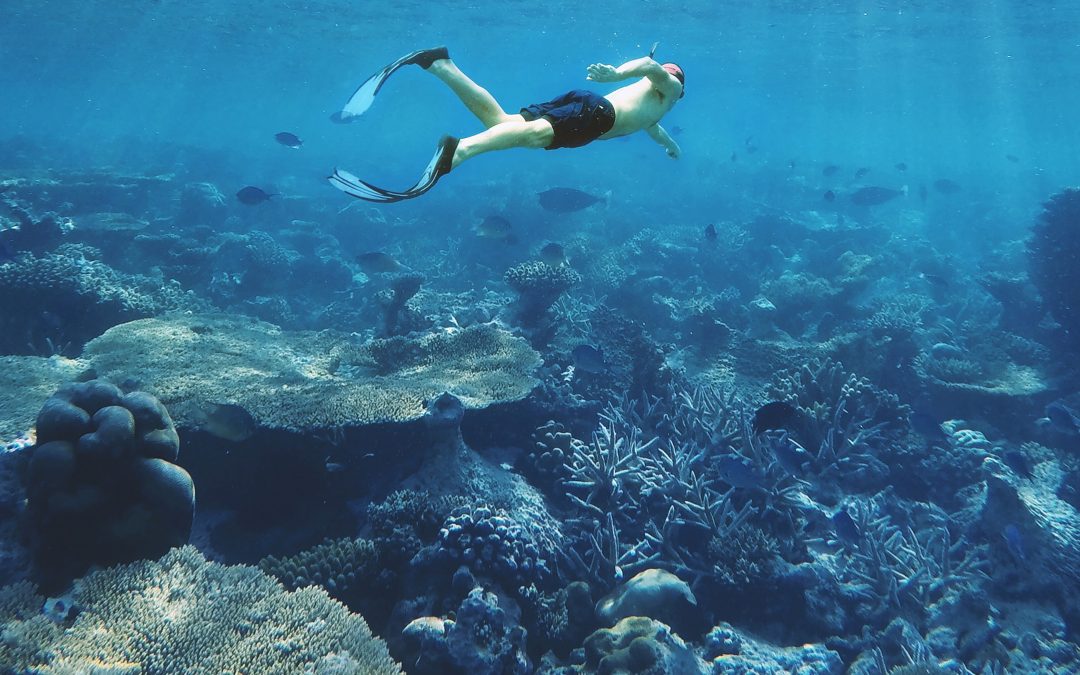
331;47;449;123
328;136;458;203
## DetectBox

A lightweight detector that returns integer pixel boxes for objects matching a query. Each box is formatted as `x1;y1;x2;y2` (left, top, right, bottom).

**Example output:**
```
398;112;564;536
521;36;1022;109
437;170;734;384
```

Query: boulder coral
0;546;402;673
26;380;193;591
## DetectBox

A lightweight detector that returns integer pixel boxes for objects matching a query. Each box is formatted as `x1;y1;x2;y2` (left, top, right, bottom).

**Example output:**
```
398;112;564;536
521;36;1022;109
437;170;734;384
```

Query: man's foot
435;135;459;175
404;46;449;70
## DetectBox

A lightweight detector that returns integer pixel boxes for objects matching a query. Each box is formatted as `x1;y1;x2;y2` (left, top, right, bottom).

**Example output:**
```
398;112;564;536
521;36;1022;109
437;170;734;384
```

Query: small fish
918;184;928;203
920;272;949;290
1003;449;1033;478
539;242;568;267
823;190;836;203
933;178;962;194
770;433;811;475
704;223;718;242
325;457;345;473
1044;401;1080;434
1006;154;1019;163
822;165;840;177
753;401;801;435
670;125;684;136
1003;524;1026;562
744;136;758;154
715;455;764;490
475;215;514;240
236;186;274;205
538;187;604;213
909;411;950;444
197;403;256;442
854;167;871;180
895;162;908;172
274;132;303;148
571;345;605;374
730;152;738;162
355;251;404;274
832;507;861;544
850;185;905;207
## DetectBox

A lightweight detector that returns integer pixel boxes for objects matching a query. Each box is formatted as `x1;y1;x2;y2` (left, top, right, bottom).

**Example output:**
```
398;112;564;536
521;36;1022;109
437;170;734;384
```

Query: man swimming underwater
328;46;684;203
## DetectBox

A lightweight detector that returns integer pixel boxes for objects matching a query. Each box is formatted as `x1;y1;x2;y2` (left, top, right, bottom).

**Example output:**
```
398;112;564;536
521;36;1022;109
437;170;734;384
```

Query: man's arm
587;57;670;87
646;124;681;159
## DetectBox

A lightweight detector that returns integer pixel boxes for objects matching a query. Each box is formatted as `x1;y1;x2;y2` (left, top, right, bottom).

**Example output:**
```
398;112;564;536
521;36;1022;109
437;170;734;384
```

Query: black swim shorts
520;89;616;150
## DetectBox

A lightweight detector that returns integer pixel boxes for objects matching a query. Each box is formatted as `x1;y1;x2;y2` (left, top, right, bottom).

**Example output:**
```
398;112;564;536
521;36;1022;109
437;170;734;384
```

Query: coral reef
1027;188;1080;347
82;313;542;430
0;247;201;355
26;380;193;591
505;261;582;326
538;616;707;674
0;546;402;673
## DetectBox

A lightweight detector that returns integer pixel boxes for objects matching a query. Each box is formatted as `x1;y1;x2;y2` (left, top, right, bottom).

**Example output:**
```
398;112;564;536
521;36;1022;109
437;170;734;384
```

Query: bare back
599;78;679;139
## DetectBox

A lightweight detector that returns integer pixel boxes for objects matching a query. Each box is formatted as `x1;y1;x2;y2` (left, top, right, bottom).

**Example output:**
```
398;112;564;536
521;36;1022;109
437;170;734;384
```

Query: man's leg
427;59;514;128
451;117;554;169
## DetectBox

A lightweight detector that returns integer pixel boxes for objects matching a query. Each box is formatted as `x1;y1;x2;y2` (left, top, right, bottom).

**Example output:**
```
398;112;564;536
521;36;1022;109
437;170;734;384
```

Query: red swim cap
662;63;685;86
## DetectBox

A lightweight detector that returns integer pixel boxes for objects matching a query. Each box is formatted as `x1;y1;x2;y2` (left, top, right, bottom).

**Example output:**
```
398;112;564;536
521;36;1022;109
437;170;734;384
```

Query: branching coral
0;546;402;673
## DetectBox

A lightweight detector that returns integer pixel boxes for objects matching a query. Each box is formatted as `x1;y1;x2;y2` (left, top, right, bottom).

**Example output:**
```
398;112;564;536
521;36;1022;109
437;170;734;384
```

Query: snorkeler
328;46;684;203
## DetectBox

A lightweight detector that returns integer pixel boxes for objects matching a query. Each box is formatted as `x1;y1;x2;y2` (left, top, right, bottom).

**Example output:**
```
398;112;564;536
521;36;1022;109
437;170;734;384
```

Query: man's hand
587;63;621;82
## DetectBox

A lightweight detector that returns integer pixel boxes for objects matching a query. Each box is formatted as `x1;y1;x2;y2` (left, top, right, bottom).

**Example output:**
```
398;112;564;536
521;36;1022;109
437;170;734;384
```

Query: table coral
82;313;542;431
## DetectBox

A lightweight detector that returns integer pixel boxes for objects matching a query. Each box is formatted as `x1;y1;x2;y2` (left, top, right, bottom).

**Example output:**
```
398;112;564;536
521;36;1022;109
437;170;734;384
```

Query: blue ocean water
2;1;1080;673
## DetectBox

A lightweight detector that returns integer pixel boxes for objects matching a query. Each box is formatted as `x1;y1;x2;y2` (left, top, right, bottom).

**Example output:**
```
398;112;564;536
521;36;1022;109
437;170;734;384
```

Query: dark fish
788;159;796;170
325;457;345;473
854;167;871;180
730;152;738;162
539;242;568;267
274;132;303;148
933;178;962;194
704;223;718;242
571;345;605;374
770;433;810;475
822;165;840;177
236;186;273;205
753;401;801;435
895;162;908;172
832;508;861;544
1003;524;1025;562
538;187;604;213
355;251;403;274
1045;401;1080;434
198;403;256;442
1006;154;1020;163
850;186;905;207
920;272;949;290
918;184;928;203
1003;449;1033;478
670;125;684;136
475;215;514;240
744;136;758;154
715;455;765;490
823;190;836;202
909;411;949;443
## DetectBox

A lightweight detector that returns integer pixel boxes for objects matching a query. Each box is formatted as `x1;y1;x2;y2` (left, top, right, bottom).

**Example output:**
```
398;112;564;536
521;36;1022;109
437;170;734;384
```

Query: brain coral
82;313;542;430
0;546;402;673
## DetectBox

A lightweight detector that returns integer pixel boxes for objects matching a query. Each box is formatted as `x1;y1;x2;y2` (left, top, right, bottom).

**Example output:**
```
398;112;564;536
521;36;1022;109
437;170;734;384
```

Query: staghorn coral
83;313;542;431
0;546;402;674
